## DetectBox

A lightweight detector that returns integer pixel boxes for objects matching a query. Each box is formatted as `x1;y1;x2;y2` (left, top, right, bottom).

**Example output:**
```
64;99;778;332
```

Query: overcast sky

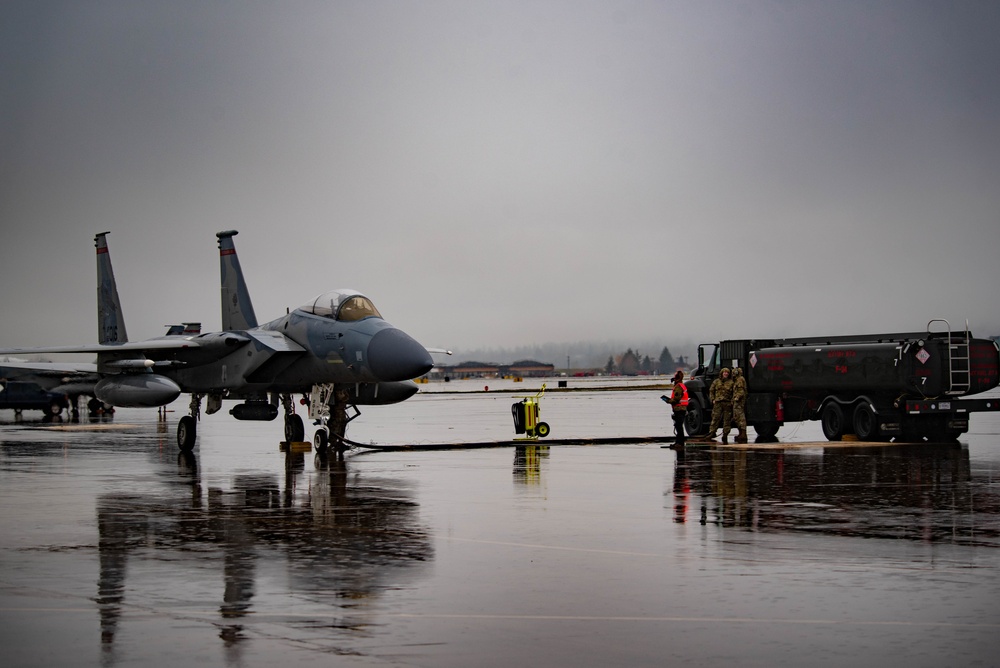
2;1;998;356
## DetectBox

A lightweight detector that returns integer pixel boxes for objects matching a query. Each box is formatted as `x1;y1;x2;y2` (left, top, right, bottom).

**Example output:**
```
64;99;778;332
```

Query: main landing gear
177;394;201;452
308;385;358;454
281;393;305;442
172;388;360;453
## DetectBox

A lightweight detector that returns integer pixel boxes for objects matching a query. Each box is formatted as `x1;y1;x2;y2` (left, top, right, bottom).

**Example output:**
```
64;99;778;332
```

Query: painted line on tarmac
440;535;662;557
4;606;996;631
38;424;140;431
379;612;1000;628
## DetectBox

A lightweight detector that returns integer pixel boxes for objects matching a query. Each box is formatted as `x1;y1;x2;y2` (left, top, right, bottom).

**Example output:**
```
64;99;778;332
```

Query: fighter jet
0;231;434;451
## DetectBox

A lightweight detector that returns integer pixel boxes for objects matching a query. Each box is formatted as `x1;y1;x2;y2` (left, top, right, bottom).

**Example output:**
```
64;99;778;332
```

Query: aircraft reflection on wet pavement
669;443;999;546
95;451;432;660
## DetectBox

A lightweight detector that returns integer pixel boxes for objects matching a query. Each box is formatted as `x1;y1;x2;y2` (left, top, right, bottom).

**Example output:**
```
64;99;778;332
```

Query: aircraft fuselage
150;307;431;397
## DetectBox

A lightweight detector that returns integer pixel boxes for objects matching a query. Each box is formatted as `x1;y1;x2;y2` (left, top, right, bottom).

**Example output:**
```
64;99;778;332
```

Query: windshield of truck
699;344;720;375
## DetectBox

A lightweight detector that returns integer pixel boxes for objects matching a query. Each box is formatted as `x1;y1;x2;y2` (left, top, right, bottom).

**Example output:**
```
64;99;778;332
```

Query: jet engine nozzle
367;328;434;382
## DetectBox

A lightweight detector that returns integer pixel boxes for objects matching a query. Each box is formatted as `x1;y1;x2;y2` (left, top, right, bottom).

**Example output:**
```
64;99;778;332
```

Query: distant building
506;360;555;378
431;359;555;380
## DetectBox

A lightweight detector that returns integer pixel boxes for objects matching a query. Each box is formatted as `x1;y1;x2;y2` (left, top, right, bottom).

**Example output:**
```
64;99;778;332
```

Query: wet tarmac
2;380;999;667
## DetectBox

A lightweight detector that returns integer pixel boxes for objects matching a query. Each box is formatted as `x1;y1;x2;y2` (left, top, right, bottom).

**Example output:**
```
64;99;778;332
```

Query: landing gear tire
536;422;551;438
821;403;847;441
48;401;63;417
852;402;878;441
284;414;305;442
177;415;197;451
313;428;329;453
684;402;706;437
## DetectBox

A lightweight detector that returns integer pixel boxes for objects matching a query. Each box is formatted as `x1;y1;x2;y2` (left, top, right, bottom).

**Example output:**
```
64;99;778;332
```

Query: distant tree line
603;346;689;376
449;340;692;375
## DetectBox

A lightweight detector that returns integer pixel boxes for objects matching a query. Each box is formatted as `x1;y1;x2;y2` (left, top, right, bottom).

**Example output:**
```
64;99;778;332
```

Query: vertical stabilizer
95;232;128;344
217;230;258;331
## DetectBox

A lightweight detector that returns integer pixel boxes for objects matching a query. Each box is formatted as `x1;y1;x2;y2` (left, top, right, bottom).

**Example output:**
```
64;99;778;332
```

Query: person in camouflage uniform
708;367;734;443
731;366;748;443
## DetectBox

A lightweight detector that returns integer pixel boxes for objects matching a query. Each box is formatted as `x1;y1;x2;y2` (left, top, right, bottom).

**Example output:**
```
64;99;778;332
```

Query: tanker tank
747;338;1000;400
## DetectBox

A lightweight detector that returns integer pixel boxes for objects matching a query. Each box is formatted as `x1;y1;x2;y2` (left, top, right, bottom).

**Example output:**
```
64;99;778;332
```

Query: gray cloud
2;1;998;355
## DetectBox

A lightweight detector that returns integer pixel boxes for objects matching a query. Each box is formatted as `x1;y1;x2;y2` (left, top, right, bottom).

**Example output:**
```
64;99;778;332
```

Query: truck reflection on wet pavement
671;444;997;546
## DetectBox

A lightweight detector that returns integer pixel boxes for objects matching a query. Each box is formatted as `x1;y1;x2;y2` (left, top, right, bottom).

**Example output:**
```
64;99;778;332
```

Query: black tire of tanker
900;418;926;443
684;400;707;436
852;401;879;441
753;421;779;440
926;416;964;443
821;403;848;441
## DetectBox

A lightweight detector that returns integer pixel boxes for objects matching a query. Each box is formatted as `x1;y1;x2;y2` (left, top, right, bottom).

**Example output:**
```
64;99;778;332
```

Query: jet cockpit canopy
300;290;382;322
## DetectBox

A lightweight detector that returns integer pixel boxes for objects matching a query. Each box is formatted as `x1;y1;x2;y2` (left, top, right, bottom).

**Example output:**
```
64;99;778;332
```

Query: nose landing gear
308;385;359;453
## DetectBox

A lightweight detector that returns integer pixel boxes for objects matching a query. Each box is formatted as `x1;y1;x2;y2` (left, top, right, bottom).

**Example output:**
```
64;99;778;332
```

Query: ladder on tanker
929;319;971;395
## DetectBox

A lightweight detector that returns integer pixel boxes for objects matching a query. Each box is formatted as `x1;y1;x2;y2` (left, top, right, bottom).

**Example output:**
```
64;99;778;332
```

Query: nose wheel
313;428;329;453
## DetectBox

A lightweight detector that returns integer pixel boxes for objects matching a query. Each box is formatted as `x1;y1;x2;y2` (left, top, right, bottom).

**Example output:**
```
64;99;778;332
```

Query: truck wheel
684;402;706;436
926;416;962;443
900;419;926;443
821;403;846;441
753;422;779;440
852;402;878;441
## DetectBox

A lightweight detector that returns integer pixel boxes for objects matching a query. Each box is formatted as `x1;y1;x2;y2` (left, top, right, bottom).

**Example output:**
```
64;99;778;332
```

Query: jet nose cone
368;328;434;381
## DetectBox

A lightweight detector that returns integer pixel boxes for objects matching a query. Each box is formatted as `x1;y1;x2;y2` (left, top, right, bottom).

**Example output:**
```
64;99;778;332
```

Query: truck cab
684;339;781;439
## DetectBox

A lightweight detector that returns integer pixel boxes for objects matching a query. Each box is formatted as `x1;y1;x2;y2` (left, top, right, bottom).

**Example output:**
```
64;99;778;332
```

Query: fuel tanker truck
683;320;1000;442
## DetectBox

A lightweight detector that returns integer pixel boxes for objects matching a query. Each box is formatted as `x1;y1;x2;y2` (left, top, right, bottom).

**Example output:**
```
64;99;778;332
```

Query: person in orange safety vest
667;369;689;447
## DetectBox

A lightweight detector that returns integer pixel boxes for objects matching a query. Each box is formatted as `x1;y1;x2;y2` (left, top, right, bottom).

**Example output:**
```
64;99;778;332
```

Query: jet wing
0;360;98;375
0;339;204;357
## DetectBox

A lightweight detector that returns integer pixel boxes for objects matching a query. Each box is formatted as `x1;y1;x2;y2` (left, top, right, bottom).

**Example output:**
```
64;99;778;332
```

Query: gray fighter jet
0;231;434;451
